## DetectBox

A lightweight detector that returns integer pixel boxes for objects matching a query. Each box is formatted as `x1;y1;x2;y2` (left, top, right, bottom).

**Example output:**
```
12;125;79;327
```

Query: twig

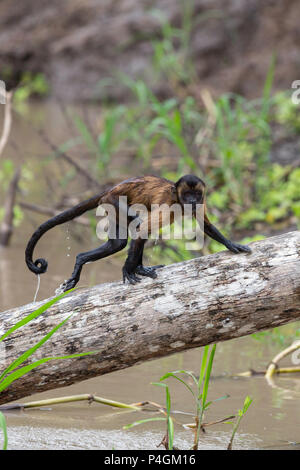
37;129;102;190
0;168;21;246
0;90;13;157
0;394;140;411
265;341;300;380
19;201;90;226
236;367;300;377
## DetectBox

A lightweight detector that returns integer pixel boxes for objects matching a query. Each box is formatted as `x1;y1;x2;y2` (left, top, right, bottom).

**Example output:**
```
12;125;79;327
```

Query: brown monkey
25;175;251;291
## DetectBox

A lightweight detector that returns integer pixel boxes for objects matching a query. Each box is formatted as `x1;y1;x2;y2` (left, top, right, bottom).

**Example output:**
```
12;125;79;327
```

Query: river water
0;101;299;450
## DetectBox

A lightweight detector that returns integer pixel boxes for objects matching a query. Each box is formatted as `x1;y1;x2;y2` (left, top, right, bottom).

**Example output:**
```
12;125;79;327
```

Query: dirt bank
0;0;299;101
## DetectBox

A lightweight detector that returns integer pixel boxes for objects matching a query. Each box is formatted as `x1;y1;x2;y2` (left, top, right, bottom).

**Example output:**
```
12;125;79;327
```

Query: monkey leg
61;237;127;292
122;238;164;284
135;243;164;278
204;222;251;254
122;238;145;284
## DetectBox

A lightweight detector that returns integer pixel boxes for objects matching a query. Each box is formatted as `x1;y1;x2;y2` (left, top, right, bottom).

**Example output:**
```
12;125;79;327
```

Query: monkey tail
25;193;103;276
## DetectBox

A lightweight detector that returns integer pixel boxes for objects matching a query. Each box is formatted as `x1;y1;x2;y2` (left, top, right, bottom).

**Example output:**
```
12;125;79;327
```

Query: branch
265;340;300;379
37;129;103;190
0;90;13;157
19;201;91;226
0;168;21;246
0;231;299;404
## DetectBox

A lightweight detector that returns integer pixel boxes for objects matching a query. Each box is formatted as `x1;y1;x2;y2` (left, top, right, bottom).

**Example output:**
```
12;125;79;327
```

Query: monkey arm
204;220;251;253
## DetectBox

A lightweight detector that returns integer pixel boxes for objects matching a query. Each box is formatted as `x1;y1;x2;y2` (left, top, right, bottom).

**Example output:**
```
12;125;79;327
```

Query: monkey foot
227;242;252;254
122;267;142;285
135;264;165;279
55;277;77;294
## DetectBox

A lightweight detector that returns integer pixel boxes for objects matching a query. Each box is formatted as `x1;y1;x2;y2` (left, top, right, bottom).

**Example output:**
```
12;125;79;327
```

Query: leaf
0;412;8;450
0;290;74;342
123;417;166;430
168;416;174;450
198;346;209;392
0;315;72;382
159;371;196;397
73;115;99;156
0;351;97;393
242;396;253;414
202;344;216;406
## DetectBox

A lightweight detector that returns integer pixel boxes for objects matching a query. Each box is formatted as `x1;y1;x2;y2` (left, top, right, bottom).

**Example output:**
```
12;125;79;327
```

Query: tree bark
0;231;299;405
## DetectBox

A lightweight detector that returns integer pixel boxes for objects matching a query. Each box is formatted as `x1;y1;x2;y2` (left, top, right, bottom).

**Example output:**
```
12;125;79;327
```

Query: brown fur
25;174;210;276
101;176;178;209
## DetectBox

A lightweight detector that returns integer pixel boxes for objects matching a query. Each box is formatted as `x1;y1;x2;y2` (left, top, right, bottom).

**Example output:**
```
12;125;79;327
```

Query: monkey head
175;175;206;213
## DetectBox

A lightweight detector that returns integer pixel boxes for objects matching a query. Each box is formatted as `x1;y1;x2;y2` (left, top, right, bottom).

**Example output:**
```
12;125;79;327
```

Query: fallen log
0;231;299;405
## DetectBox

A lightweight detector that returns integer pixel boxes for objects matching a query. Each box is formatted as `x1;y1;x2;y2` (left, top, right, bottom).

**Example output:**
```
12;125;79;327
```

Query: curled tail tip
27;258;48;275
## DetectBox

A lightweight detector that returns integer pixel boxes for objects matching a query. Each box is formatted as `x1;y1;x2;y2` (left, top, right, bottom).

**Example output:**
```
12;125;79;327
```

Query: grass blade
0;290;73;342
0;412;7;450
123;417;166;430
0;315;72;382
0;351;97;393
202;344;216;405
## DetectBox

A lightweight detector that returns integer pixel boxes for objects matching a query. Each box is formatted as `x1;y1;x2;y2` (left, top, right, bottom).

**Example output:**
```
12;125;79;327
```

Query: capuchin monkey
25;175;251;292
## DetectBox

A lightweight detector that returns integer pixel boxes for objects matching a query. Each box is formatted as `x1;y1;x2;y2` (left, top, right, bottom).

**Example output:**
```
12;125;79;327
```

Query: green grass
227;396;253;450
0;290;97;449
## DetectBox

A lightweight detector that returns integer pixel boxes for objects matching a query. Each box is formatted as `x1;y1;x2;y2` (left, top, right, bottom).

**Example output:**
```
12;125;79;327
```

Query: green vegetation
13;72;49;104
3;8;297;344
159;344;217;450
0;3;299;451
0;290;97;450
227;396;253;450
125;345;253;450
0;412;7;451
67;77;299;264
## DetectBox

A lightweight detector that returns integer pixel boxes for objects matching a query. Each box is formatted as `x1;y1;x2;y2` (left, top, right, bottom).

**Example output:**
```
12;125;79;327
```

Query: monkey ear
174;177;182;189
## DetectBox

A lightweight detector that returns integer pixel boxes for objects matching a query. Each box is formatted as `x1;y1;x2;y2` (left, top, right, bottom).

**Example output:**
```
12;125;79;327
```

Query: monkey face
175;175;206;211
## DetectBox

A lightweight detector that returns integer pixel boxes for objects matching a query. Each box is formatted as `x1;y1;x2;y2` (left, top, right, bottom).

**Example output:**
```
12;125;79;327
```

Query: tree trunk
0;231;299;405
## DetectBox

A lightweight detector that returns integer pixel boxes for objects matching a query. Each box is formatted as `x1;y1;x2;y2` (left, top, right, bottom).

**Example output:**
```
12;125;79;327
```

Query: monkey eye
184;190;202;199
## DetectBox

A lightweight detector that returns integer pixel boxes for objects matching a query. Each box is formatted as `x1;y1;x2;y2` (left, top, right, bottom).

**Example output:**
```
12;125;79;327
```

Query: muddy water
0;102;300;450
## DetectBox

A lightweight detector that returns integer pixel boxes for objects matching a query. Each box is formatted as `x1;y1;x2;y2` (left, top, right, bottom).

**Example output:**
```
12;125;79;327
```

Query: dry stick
37;129;102;190
0;90;13;157
0;168;21;246
265;341;300;380
0;90;20;247
236;366;300;377
0;394;139;411
183;415;236;430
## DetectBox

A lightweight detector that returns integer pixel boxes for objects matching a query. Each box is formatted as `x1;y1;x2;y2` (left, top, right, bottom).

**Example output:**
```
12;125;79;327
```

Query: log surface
0;231;300;404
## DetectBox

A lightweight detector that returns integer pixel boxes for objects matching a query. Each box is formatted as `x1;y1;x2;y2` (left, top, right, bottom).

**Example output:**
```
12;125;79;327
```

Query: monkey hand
226;242;252;254
55;277;78;294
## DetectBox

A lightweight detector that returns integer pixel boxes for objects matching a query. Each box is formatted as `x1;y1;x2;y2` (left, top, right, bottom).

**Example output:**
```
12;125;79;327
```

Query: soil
0;0;299;102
